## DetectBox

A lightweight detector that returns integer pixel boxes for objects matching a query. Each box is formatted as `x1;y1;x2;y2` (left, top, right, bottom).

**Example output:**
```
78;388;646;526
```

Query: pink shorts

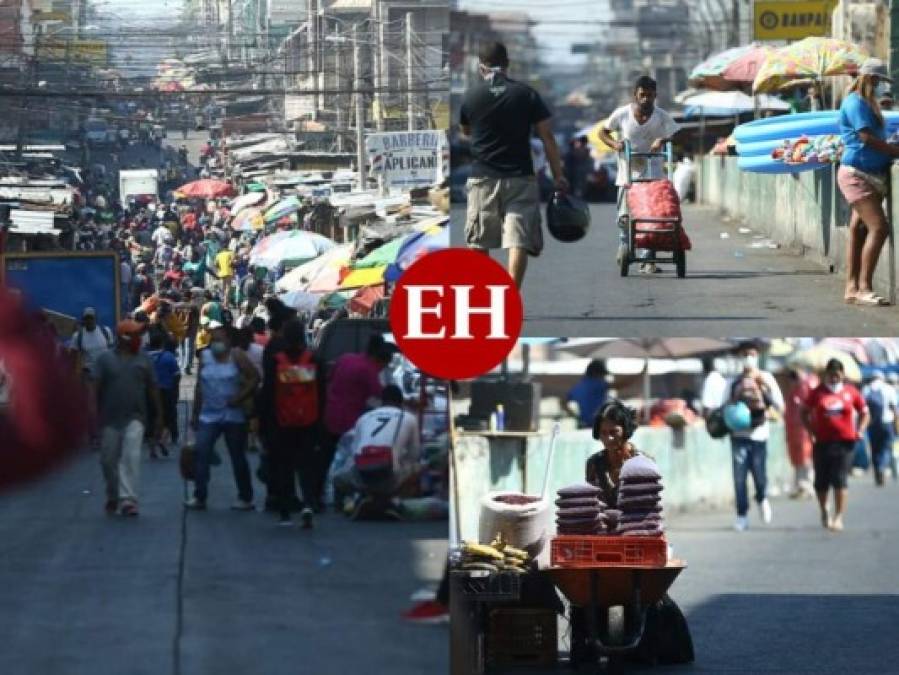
837;165;884;205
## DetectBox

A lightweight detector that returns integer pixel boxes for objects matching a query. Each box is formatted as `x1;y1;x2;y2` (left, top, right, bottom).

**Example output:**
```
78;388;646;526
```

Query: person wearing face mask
838;58;899;306
802;359;870;532
719;341;784;532
94;320;162;517
187;322;260;511
459;41;568;289
598;75;680;274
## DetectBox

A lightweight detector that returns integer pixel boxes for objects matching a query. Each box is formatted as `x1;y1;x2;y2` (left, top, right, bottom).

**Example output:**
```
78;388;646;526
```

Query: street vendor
567;400;694;667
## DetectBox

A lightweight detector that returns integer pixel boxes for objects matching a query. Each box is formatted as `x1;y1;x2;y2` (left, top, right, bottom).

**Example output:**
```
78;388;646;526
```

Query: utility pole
406;12;414;131
353;24;367;191
335;30;344;152
375;17;386;131
730;0;740;48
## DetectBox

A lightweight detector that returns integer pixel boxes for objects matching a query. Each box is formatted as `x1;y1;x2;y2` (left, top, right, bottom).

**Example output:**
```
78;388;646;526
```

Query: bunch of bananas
460;535;531;574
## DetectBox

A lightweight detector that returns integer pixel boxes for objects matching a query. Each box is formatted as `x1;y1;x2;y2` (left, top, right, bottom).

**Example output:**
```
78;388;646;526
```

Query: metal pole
353;25;367;191
335;31;344;152
376;19;386;131
406;12;414;131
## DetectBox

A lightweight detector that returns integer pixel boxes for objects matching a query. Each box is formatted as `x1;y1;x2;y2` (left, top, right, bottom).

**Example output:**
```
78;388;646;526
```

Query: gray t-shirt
95;350;157;430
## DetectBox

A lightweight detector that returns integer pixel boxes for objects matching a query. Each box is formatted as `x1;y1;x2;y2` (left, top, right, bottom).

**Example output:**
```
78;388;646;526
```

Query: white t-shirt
605;104;680;187
352;406;420;475
862;380;898;424
700;371;727;412
70;325;113;377
720;371;785;441
152;225;171;247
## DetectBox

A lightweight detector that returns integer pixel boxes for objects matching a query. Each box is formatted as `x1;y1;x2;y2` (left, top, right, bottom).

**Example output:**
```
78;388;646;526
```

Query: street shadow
680;270;829;280
524;316;767;323
657;593;899;673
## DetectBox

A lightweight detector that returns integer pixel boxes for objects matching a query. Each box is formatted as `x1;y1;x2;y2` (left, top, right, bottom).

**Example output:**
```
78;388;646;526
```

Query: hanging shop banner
753;1;837;41
365;131;449;191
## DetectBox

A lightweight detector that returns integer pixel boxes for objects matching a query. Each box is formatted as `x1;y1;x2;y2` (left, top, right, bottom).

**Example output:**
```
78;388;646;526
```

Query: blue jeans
180;337;195;371
868;424;894;477
851;438;870;470
731;437;767;516
193;420;252;503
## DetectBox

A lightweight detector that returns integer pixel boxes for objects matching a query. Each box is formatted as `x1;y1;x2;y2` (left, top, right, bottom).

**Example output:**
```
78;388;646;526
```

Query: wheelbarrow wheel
675;248;686;278
619;247;630;277
607;606;626;646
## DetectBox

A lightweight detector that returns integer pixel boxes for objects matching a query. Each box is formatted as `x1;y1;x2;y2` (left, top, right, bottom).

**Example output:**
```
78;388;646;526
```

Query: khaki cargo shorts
465;176;543;256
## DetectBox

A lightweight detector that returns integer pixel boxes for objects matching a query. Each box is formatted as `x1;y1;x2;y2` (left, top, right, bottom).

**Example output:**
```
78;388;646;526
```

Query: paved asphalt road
486;476;898;674
0;445;447;675
451;201;899;337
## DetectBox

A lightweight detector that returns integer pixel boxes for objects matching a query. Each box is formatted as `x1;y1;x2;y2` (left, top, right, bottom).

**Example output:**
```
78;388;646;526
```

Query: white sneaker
734;516;749;532
759;499;772;524
230;499;255;511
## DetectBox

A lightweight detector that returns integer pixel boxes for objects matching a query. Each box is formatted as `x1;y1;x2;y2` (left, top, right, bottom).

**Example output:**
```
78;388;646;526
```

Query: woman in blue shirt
838;58;899;306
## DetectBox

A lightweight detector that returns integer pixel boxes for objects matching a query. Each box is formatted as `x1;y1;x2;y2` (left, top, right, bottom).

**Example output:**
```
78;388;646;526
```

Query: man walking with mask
459;41;568;288
719;341;784;532
95;320;162;517
598;75;680;274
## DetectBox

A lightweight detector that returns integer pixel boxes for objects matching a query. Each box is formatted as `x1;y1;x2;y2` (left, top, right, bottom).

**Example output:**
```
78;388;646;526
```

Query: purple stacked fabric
555;483;607;535
617;456;664;536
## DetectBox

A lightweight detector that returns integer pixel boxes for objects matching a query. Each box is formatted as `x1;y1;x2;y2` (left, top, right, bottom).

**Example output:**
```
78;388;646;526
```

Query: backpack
274;350;318;427
354;409;403;477
705;408;730;439
76;325;114;351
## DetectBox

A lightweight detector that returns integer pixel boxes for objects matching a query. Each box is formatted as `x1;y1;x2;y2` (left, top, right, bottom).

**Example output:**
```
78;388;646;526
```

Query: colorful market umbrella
279;289;322;313
230;191;266;216
275;243;354;293
788;344;862;382
249;230;336;268
175;179;236;199
689;44;773;90
353;236;406;269
230;207;264;232
339;265;387;290
348;285;386;316
321;292;350;309
385;226;449;282
752;37;868;94
682;90;789;117
264;196;302;223
246;182;267;192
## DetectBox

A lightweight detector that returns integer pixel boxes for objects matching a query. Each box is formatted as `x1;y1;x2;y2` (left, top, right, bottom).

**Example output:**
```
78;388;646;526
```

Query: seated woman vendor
568;400;694;667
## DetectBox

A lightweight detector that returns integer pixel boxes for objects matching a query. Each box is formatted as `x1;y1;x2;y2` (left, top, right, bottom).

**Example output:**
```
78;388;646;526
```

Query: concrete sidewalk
0;448;447;675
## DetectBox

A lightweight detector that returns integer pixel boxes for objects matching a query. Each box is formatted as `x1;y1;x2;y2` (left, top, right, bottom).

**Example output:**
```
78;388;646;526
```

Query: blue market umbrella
263;196;301;224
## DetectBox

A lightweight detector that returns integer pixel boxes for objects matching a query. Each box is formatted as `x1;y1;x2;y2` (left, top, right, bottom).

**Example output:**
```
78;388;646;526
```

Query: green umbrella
321;292;349;309
246;182;266;192
354;236;405;269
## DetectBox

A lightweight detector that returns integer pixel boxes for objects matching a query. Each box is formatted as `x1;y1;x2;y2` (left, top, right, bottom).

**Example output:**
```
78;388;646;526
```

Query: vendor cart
617;140;687;279
548;560;686;673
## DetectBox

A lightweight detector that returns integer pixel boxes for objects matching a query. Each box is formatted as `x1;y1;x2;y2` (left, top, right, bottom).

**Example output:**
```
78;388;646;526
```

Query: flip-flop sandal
855;292;890;306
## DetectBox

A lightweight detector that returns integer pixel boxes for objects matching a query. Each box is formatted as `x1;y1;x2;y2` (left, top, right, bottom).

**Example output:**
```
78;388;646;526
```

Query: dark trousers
160;387;179;443
271;425;318;517
194;421;252;503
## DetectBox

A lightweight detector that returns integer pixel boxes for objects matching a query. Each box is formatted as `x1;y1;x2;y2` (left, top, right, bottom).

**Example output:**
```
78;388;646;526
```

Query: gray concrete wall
453;423;793;545
698;156;898;302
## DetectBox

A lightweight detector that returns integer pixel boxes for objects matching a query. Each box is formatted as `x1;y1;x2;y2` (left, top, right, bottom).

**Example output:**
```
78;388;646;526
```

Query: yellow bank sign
753;0;837;41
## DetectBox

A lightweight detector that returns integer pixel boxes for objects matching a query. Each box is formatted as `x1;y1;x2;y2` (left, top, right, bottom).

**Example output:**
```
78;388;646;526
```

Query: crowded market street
0;436;448;675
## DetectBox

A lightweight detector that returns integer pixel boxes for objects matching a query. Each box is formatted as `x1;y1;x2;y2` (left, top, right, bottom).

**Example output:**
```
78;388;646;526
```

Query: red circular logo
390;249;523;380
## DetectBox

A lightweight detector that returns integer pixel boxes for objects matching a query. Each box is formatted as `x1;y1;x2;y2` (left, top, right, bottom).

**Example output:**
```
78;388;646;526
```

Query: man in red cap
94;319;162;516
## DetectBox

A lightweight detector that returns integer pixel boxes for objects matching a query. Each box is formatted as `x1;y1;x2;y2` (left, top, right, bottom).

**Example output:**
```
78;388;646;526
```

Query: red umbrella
175;179;236;200
0;288;89;490
348;285;385;316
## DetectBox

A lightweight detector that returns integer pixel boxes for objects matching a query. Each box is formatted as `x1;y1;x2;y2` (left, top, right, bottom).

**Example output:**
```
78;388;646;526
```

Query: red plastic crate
550;534;667;568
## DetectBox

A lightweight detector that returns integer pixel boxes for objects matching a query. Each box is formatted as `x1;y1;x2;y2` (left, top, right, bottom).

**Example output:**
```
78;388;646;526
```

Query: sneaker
759;498;773;524
184;497;206;510
402;600;449;624
830;514;844;532
733;516;749;532
105;499;118;515
120;501;139;517
342;495;357;516
300;507;314;529
230;499;255;511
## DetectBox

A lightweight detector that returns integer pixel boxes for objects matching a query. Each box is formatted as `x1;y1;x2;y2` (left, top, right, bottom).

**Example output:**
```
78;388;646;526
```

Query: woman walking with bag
838;58;899;306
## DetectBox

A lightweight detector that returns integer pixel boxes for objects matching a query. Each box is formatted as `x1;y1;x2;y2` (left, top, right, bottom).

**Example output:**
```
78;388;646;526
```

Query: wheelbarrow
547;561;687;672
